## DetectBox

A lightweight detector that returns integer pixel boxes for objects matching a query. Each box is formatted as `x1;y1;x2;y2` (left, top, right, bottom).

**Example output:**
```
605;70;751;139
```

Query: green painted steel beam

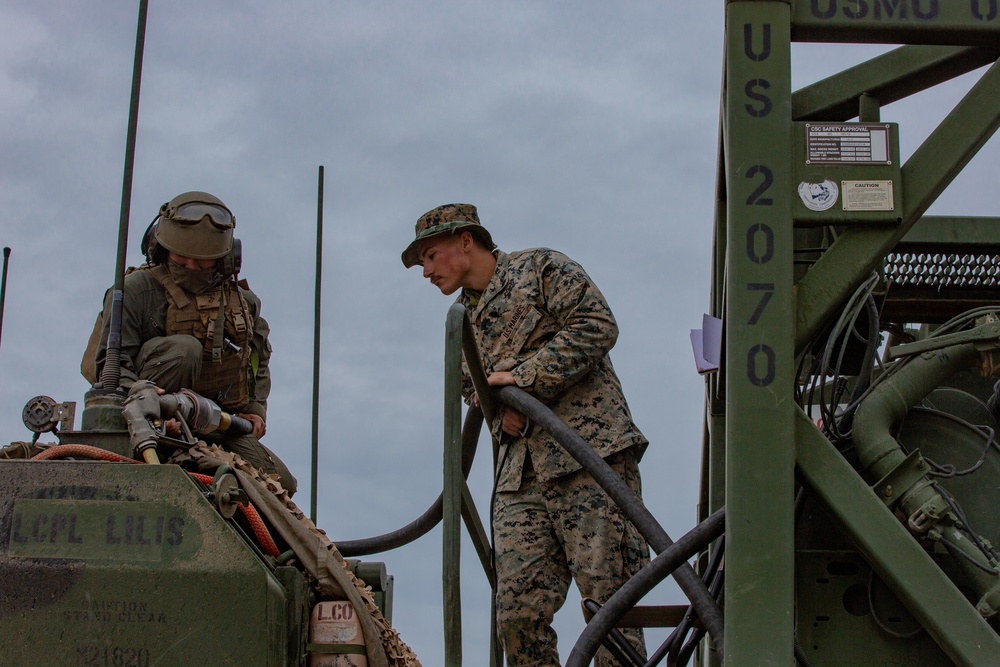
900;215;1000;246
724;3;796;664
793;45;1000;122
795;58;1000;353
791;1;1000;46
794;411;1000;664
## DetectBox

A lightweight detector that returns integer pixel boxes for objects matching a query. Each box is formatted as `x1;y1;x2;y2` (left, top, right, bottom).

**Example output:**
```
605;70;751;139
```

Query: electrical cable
580;599;644;667
799;272;883;447
867;569;924;639
939;533;1000;576
932;480;1000;567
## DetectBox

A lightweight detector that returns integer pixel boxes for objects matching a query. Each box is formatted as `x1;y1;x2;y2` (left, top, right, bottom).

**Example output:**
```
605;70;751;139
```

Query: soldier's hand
163;418;181;437
498;407;529;437
239;413;266;439
472;371;516;406
486;372;531;436
486;371;516;388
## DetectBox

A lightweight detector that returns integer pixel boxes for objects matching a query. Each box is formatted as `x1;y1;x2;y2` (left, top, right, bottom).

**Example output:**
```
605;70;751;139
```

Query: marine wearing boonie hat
401;203;496;268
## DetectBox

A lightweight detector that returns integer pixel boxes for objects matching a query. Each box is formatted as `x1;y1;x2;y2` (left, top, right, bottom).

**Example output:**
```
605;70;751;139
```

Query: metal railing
443;304;502;667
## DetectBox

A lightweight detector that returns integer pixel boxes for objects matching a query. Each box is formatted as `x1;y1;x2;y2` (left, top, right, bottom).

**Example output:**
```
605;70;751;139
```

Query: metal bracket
208;470;247;519
22;396;76;434
871;448;928;508
888;317;1000;360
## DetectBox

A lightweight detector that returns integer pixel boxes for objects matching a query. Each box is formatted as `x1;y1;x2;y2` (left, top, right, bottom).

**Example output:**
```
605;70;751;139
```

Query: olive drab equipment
145;263;254;411
151;191;236;260
79;266;257;408
80;265;143;386
82;191;244;387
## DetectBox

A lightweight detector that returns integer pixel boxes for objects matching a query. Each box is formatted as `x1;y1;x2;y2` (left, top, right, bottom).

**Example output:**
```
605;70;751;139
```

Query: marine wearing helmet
92;191;297;495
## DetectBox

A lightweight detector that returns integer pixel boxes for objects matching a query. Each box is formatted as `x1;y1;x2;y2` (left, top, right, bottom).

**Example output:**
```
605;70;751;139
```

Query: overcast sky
1;3;998;664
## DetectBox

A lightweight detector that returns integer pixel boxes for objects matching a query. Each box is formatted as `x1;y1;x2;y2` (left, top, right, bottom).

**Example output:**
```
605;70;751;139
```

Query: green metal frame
724;4;797;665
443;305;501;667
711;1;1000;664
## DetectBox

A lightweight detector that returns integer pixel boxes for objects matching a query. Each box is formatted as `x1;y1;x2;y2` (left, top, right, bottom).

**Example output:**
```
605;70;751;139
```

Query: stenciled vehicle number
75;644;150;667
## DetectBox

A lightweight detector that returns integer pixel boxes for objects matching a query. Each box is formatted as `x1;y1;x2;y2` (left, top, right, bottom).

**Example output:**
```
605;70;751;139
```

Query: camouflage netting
1;441;49;459
169;441;422;667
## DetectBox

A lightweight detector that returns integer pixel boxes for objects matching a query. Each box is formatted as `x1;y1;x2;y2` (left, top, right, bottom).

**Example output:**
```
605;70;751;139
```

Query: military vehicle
0;3;419;666
4;2;1000;667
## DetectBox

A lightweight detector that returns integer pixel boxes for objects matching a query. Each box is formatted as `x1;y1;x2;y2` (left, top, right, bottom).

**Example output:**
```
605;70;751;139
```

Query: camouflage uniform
95;267;297;495
459;248;649;666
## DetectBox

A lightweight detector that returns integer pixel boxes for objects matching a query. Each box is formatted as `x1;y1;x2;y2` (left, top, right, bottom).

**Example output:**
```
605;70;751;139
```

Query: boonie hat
401;203;495;268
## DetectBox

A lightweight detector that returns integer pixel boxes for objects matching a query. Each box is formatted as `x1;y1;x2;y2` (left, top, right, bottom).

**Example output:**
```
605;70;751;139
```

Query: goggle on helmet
153;191;236;260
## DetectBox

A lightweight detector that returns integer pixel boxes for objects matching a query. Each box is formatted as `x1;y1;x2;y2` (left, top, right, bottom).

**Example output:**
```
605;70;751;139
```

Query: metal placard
841;180;894;211
805;123;892;165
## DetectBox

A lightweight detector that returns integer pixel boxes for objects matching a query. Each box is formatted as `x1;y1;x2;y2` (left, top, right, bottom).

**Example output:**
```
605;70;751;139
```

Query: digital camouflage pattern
458;248;648;493
401;202;495;268
493;450;648;666
458;247;649;664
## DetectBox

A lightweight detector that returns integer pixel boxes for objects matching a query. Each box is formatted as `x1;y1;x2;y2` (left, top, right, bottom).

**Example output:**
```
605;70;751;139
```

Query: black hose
581;599;645;666
226;414;255;437
335;406;483;557
498;386;726;656
675;627;707;667
566;508;726;667
658;536;725;666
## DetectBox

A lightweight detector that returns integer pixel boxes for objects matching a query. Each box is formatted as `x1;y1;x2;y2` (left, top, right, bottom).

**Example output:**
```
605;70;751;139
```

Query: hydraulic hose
658;535;726;666
335;406;484;557
566;508;726;667
32;444;139;463
188;471;280;557
496;385;725;655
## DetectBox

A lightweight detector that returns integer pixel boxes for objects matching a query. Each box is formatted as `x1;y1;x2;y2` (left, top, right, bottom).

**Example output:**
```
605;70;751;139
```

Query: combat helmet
401;203;495;268
150;191;236;260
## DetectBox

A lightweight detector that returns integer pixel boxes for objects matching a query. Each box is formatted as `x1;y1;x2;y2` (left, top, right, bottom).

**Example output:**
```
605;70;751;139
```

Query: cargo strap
306;643;366;655
211;296;225;363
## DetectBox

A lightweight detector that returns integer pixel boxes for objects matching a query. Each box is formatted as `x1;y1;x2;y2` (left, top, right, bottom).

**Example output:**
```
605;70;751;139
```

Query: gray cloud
1;2;997;664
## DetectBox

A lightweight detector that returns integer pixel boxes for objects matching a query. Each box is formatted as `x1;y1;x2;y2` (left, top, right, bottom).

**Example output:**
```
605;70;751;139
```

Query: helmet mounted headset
140;191;241;278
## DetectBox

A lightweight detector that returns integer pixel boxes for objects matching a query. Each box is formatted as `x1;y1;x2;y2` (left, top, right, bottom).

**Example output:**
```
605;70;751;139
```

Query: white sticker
841;180;894;211
797;180;839;212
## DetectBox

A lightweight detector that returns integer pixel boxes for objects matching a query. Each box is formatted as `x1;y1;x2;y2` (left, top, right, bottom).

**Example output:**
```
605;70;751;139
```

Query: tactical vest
146;264;253;411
